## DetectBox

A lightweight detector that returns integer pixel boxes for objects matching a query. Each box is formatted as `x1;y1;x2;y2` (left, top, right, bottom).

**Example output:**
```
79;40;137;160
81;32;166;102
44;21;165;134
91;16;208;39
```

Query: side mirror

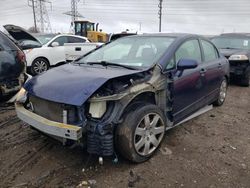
51;42;59;47
177;59;198;70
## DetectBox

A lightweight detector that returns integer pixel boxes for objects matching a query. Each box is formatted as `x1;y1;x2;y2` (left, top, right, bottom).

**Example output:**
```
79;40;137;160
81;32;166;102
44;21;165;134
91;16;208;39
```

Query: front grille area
229;60;249;67
29;95;79;124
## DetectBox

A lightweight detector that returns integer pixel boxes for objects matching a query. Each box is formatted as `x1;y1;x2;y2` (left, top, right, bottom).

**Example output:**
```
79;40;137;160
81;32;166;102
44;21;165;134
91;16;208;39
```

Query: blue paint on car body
24;63;144;106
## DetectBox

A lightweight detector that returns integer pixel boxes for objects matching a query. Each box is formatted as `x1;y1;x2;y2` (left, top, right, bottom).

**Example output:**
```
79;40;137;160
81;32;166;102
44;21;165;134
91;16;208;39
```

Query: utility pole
139;22;142;32
158;0;163;32
37;0;52;33
28;0;37;32
64;0;84;31
28;0;52;33
39;0;44;32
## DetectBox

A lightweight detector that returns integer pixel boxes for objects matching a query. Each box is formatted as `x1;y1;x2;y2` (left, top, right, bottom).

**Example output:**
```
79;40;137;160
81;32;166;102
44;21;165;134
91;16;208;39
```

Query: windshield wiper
86;61;138;70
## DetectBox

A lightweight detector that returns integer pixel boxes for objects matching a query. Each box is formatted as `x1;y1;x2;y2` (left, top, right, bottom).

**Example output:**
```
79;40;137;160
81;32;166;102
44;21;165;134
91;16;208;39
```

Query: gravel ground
0;85;249;188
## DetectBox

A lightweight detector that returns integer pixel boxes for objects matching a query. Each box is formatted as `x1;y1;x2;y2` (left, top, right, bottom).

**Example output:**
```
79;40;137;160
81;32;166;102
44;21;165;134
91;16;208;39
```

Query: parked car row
3;25;103;75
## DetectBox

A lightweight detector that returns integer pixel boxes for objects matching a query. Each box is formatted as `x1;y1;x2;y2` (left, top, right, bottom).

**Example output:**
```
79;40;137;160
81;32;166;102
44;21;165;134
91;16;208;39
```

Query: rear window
0;32;19;51
212;36;250;50
68;36;86;43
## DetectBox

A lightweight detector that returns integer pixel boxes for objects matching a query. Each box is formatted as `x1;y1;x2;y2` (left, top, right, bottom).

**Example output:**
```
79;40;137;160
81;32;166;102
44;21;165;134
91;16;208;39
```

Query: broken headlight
89;101;107;118
16;87;27;103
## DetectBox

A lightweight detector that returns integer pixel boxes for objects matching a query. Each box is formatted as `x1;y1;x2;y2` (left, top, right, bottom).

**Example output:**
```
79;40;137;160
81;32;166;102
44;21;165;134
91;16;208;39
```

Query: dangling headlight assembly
16;87;27;103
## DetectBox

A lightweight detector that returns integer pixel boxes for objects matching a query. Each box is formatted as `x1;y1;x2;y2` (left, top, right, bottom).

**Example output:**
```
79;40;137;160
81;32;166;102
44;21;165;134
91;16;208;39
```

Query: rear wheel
116;104;166;163
31;57;49;75
213;77;228;106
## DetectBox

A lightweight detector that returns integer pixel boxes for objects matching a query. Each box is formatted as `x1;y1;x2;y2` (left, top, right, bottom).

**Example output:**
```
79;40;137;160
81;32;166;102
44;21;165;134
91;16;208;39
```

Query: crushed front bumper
15;103;82;140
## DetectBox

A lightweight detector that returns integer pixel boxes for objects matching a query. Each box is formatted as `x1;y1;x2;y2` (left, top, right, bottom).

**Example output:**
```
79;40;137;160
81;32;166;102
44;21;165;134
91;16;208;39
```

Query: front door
171;39;206;124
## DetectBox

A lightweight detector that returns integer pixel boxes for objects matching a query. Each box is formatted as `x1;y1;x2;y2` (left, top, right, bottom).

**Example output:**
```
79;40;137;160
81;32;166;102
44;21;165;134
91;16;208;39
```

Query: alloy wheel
33;60;48;74
134;113;165;156
219;79;227;103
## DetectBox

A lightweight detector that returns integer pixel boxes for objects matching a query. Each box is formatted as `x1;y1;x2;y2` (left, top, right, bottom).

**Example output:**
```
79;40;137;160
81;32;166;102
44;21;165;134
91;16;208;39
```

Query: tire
31;57;50;75
213;77;228;106
115;104;166;163
240;69;250;87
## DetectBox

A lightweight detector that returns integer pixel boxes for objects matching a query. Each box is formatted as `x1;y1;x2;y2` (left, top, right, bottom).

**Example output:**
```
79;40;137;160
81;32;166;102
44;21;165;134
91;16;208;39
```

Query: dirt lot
0;85;249;188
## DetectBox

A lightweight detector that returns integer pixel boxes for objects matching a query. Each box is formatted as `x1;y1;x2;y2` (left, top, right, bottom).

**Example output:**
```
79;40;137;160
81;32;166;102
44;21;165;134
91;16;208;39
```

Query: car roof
56;34;88;40
126;33;203;40
216;33;250;37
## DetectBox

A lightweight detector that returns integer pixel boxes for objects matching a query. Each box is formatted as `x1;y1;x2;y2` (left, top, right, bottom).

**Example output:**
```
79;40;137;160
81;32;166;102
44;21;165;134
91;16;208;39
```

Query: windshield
35;34;57;45
212;37;250;50
76;36;175;68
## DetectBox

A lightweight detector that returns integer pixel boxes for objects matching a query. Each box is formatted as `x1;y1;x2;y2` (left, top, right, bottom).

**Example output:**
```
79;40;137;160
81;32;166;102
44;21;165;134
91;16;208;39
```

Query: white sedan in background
4;25;102;75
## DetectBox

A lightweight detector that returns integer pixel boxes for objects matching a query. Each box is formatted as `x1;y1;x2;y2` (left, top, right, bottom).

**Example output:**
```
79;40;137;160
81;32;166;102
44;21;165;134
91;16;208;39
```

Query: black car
0;31;26;98
212;33;250;86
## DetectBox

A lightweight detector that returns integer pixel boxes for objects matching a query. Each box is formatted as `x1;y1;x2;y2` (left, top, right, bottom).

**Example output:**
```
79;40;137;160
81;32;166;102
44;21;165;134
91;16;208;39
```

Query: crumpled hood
24;64;143;106
219;48;250;58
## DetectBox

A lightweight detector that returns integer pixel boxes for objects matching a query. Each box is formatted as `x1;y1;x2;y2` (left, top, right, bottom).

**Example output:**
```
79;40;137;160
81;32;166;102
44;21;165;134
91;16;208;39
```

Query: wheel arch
32;56;50;66
224;74;229;84
120;91;157;117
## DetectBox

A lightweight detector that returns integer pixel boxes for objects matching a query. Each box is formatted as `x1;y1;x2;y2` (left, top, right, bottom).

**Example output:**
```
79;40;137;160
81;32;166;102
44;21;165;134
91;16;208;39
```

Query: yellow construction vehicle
74;20;108;43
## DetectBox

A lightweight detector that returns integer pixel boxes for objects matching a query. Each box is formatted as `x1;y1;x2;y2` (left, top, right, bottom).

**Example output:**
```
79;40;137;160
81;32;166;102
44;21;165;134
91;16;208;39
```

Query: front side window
35;34;56;45
175;40;202;63
76;36;175;68
52;36;68;46
165;39;201;70
201;40;218;62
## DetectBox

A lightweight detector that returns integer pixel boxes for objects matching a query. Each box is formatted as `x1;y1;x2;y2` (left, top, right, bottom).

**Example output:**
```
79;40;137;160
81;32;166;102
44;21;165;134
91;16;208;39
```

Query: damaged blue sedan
15;34;229;163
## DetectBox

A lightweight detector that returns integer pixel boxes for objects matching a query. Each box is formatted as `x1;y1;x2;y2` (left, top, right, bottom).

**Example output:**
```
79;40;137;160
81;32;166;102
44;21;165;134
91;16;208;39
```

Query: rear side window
0;32;19;51
175;40;202;63
201;40;218;62
68;36;86;43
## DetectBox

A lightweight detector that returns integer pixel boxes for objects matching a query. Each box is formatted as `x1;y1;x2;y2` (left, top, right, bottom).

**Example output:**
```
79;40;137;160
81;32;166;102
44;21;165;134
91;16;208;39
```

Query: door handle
75;47;81;51
218;63;222;69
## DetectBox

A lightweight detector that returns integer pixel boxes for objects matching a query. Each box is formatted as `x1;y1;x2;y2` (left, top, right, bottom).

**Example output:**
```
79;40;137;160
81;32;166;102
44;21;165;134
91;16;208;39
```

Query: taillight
17;50;26;63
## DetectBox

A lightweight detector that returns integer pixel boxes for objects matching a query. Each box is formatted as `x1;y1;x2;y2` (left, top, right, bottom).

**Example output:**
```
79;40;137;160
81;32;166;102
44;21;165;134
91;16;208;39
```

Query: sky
0;0;250;35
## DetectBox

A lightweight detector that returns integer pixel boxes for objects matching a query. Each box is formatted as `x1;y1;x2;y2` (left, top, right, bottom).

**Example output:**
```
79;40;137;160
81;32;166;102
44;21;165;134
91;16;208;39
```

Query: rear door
171;39;206;124
64;36;87;61
200;39;223;103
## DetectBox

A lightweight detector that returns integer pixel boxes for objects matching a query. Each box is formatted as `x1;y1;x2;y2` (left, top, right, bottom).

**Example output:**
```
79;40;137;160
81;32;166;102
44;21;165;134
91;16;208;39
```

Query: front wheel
116;104;166;163
213;77;228;106
31;58;50;75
